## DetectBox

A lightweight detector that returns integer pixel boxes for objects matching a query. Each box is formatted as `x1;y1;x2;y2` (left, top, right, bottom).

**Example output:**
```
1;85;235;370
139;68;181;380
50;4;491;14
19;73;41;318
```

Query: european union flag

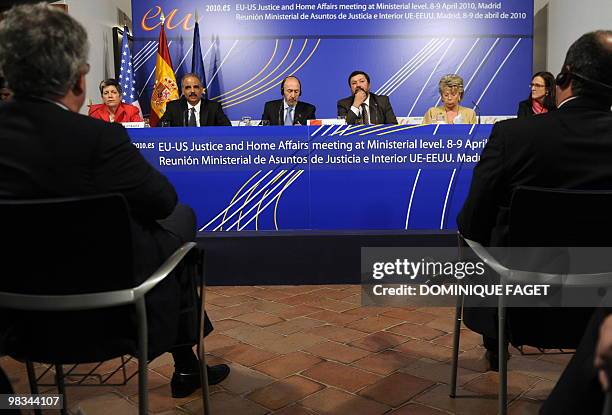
118;26;137;105
191;18;207;96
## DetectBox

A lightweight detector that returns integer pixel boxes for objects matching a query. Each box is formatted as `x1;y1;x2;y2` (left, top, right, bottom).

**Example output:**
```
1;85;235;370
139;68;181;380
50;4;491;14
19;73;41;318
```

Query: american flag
118;26;139;108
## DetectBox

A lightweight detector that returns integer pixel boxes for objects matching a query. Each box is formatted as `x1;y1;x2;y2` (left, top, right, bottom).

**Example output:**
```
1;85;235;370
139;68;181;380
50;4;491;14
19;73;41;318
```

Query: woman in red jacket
88;79;142;123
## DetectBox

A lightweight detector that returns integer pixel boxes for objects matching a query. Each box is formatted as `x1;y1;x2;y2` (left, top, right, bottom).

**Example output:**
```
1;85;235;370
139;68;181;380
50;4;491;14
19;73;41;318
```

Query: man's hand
595;314;612;390
352;88;367;108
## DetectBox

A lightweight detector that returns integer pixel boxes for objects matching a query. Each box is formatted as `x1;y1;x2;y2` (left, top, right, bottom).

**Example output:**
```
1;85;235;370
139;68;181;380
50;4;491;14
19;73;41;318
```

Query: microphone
278;104;283;125
471;101;481;125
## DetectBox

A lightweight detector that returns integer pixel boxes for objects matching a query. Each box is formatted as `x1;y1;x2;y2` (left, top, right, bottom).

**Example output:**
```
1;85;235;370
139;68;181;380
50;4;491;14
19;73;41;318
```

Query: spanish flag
149;21;178;127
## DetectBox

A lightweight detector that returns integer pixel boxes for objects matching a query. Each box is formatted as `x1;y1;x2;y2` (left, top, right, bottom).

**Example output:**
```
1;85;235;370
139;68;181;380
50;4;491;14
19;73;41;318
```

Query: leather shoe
485;350;510;372
170;364;230;398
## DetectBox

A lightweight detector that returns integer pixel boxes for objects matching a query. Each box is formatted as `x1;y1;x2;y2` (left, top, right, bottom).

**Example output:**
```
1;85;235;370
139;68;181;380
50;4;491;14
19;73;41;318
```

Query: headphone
555;70;612;91
280;76;302;97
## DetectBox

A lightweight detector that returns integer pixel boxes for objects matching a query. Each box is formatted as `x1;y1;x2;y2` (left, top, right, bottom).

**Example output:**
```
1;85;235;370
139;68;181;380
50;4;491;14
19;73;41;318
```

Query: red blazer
88;102;142;123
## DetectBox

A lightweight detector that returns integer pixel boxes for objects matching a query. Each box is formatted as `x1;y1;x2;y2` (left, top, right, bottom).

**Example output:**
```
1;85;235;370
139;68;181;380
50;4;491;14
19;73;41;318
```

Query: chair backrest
0;194;138;362
505;186;612;348
508;186;612;246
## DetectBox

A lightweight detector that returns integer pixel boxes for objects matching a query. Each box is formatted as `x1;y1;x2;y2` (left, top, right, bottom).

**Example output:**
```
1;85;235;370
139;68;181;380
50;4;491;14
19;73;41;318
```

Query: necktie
284;107;293;126
188;107;197;127
361;103;369;125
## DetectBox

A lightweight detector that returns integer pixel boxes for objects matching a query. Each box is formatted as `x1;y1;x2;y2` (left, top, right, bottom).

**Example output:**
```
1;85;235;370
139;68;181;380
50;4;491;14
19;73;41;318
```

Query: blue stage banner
129;124;490;232
131;0;533;121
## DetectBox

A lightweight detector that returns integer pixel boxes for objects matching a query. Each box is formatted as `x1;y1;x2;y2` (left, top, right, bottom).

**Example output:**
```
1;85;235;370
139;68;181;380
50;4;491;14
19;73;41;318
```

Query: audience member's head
557;30;612;106
0;76;13;102
0;3;89;109
528;71;556;110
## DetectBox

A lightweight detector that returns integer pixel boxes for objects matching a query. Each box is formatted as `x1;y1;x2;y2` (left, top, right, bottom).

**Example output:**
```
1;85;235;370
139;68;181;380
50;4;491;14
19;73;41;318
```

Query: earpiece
556;70;612;90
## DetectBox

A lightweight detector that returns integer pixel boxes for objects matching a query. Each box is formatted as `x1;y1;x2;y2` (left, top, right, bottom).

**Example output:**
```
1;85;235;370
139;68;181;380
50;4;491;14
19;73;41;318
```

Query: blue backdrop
131;0;533;120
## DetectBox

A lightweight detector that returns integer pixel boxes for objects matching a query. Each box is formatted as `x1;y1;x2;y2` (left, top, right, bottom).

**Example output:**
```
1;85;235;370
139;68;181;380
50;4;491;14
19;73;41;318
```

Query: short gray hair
0;3;89;98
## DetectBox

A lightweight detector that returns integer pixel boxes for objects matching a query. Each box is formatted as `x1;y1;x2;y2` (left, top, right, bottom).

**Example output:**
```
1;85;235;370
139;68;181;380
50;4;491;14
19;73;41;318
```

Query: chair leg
498;296;507;415
449;295;463;398
25;361;43;415
197;249;211;414
136;298;149;415
55;364;68;415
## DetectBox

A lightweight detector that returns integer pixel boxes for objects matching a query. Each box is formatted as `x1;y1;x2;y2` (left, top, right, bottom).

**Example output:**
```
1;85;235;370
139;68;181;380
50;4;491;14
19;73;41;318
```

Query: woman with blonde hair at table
423;74;476;124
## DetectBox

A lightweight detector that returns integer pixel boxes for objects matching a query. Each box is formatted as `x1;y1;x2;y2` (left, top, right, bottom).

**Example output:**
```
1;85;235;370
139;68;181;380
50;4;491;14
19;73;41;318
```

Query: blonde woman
423;74;476;124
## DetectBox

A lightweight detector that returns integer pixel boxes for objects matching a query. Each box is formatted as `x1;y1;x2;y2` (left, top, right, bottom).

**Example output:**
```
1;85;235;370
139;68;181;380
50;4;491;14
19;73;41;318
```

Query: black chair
450;186;612;414
0;194;210;415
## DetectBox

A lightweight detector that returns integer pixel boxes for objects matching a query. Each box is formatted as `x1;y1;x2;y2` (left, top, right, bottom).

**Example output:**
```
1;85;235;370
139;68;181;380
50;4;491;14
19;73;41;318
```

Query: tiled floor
1;285;571;414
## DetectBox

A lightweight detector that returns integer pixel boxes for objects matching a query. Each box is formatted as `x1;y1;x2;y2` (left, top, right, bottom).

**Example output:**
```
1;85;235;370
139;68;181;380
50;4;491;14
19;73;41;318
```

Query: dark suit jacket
261;99;316;125
0;97;186;358
458;97;612;246
160;96;231;126
516;99;533;118
337;93;398;125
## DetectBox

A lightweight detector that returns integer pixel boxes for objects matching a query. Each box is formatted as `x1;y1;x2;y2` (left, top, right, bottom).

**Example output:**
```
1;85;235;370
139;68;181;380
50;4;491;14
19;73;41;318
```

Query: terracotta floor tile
537;351;574;365
349;331;409;353
130;383;199;413
387;322;446;341
222;325;286;349
0;357;26;374
301;297;358;313
207;302;258;321
277;293;322;306
106;367;169;397
414;384;499;415
341;293;362;305
308;310;365;326
508;355;564;383
305;325;368;343
267;317;325;335
394;340;454;362
206;294;256;307
432;329;483;351
508;398;543;415
210;318;251;333
346;315;404;333
248;288;295;301
351;350;418;375
305;341;371;364
457;346;490;373
381;309;438;324
463;371;539;400
359;372;434;407
416;306;456;317
389;403;448;414
523;379;556;401
273;404;319;415
220;363;276;395
252;352;323;379
183;390;268;415
342;306;389;319
265;332;326;354
300;388;390;415
203;333;241;354
247;375;324;410
400;358;481;386
425;316;458;332
273;305;323;320
253;300;295;315
314;288;357;300
233;311;285;327
302;361;381;392
219;343;278;367
209;286;258;296
68;392;137;415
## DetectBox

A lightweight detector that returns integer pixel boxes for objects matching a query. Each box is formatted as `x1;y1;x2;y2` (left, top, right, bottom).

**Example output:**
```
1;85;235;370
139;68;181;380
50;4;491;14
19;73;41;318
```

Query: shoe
485;350;510;372
170;364;230;398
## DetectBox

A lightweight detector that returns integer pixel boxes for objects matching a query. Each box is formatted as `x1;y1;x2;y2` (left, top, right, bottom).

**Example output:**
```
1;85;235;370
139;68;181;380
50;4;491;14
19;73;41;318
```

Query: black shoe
170;364;230;398
485;350;510;372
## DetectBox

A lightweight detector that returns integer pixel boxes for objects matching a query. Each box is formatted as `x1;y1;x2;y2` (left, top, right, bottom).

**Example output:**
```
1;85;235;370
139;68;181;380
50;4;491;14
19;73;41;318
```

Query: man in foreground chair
0;3;229;398
458;30;612;376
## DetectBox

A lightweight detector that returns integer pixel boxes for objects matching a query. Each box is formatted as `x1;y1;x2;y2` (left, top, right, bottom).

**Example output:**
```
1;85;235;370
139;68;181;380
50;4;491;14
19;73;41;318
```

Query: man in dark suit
337;70;398;125
260;76;316;125
159;73;231;127
0;4;228;399
457;30;612;393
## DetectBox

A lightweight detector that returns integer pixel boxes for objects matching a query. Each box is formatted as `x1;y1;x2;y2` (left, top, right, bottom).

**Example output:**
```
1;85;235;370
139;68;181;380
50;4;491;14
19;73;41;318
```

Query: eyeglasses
530;83;546;88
